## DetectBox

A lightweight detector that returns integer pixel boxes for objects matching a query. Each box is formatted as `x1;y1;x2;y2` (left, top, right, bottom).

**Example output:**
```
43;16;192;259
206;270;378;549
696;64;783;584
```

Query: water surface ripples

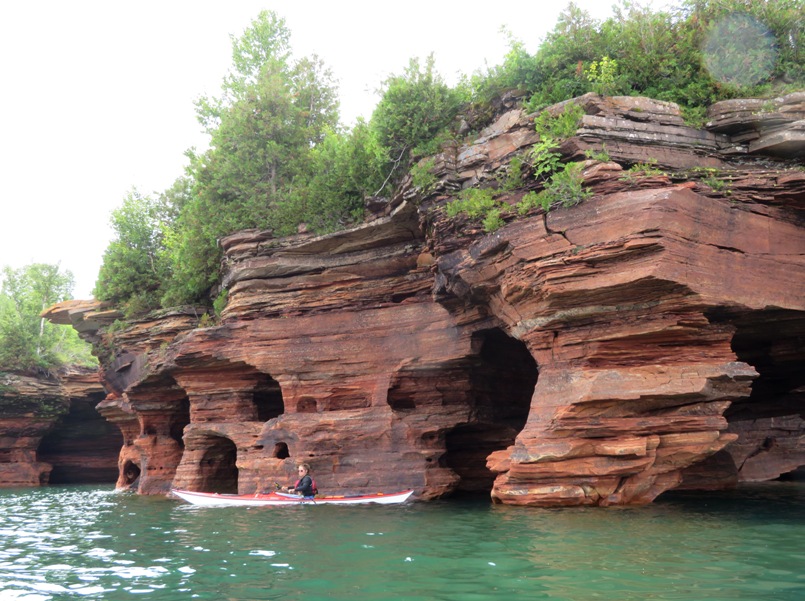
1;483;803;600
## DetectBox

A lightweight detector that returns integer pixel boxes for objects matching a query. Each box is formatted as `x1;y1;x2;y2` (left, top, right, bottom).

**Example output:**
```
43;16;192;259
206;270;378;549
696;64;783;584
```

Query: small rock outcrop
40;92;805;505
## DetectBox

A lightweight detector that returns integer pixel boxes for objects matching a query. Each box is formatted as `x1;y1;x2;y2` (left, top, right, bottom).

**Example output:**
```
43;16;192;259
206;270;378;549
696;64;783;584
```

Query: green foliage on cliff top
467;0;802;115
1;264;96;373
94;188;174;315
372;55;463;178
162;11;342;305
94;0;804;314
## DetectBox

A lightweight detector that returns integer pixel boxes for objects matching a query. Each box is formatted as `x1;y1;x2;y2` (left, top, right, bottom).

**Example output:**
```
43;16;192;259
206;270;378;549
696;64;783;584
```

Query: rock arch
254;375;284;421
122;373;191;494
682;309;805;487
174;428;242;494
168;359;285;494
386;327;539;498
122;459;141;487
273;442;290;459
441;328;538;495
197;435;239;494
172;360;284;423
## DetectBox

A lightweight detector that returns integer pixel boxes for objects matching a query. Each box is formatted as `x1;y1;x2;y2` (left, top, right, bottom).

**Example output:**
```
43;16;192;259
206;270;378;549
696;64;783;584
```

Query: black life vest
295;477;318;495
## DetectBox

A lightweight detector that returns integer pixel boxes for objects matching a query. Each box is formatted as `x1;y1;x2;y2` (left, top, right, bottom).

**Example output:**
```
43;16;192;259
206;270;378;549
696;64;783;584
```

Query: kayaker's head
297;463;310;476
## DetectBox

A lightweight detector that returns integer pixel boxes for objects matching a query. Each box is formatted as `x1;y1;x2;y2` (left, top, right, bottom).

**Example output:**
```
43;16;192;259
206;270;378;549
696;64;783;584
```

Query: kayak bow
171;488;414;506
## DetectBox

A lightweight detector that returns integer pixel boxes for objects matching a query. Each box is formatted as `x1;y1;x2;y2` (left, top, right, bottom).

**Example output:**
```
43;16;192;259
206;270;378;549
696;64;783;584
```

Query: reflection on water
0;483;803;600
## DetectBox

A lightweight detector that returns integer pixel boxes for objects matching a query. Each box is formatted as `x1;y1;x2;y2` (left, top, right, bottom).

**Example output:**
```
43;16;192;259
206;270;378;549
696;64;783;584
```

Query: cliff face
432;174;803;505
43;92;805;505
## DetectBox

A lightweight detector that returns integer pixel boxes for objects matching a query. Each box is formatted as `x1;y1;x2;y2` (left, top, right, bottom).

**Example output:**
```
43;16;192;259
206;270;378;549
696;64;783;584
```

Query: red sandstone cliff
40;92;805;506
0;367;119;487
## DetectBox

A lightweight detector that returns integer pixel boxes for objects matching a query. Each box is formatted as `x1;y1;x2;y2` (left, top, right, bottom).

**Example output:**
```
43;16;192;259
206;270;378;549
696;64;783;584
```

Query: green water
0;484;803;600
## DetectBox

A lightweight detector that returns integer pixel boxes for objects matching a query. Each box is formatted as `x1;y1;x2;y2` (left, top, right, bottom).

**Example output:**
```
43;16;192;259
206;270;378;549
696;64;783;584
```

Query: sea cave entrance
253;373;284;421
176;362;284;423
37;396;123;484
724;309;805;481
122;460;141;487
170;396;191;448
443;328;538;496
197;435;239;494
690;309;805;486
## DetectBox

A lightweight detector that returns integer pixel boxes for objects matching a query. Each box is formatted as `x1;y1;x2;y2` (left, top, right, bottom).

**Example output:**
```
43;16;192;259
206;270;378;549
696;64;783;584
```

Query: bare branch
373;145;408;197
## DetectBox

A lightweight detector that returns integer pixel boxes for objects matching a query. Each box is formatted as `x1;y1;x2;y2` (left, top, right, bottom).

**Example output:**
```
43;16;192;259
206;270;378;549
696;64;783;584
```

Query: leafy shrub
703;176;730;194
525;4;604;108
122;292;162;319
213;289;229;317
445;188;498;219
371;55;462;190
584;145;611;162
620;159;665;181
530;138;563;181
482;208;505;232
272;121;386;236
445;188;508;232
481;1;803;121
411;158;439;193
500;155;526;191
516;190;548;215
537;163;592;209
534;103;584;141
679;104;708;128
586;56;620;95
689;167;731;194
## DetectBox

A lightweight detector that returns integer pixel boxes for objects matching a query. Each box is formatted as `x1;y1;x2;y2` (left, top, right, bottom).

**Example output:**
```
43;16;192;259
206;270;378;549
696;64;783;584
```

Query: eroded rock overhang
42;92;805;506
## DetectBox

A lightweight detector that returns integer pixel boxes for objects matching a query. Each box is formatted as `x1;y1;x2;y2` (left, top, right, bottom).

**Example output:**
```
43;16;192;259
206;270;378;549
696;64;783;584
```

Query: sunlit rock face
0;367;118;487
40;93;805;506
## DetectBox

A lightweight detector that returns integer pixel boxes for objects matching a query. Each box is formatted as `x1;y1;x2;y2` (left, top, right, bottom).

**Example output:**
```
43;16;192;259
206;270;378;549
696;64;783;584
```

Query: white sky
0;0;618;299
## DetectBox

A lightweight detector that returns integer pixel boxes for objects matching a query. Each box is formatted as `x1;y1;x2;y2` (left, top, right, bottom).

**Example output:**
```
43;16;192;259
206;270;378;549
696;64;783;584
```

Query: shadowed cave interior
198;435;239;494
37;396;122;484
442;329;539;496
183;328;539;496
680;309;805;490
43;307;805;496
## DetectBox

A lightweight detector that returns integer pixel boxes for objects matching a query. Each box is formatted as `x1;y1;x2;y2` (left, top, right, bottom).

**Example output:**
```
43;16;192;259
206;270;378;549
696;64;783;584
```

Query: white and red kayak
171;488;414;507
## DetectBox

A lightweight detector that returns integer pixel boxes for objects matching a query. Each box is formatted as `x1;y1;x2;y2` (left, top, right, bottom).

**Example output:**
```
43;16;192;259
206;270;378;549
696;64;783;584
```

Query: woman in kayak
284;463;316;498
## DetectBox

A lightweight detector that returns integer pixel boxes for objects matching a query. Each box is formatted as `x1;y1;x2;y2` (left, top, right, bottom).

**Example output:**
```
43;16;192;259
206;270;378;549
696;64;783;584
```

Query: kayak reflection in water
283;463;317;498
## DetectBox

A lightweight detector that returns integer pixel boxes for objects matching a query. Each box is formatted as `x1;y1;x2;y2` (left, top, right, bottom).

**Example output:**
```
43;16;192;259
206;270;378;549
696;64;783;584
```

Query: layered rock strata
0;367;118;486
42;93;805;506
432;181;802;505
